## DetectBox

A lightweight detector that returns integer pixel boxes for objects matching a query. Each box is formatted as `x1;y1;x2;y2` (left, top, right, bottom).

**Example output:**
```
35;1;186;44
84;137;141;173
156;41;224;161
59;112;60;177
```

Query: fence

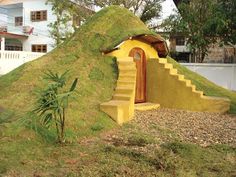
0;51;44;75
181;63;236;91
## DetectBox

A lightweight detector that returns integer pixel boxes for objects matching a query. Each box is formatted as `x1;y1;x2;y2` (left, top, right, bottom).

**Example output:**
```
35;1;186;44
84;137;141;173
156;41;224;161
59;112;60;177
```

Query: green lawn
0;118;235;177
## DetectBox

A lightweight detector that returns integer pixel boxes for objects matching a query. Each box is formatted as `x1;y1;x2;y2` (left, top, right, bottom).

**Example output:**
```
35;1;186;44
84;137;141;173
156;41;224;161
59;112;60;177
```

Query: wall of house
106;39;159;59
1;0;77;53
7;6;23;34
22;0;55;52
0;9;8;26
204;45;236;63
0;0;55;52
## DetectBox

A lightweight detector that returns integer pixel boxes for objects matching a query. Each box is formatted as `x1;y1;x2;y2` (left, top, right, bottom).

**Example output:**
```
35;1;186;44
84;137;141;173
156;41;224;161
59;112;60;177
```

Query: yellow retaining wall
146;58;230;113
107;39;158;59
100;57;136;124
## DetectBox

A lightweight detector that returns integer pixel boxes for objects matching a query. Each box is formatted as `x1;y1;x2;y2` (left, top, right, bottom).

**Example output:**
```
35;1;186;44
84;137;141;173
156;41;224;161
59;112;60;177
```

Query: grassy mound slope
0;6;155;136
167;57;236;114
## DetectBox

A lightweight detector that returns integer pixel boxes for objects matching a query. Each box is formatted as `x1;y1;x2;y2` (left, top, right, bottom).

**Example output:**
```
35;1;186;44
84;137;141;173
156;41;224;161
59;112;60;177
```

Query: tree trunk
200;52;205;63
54;113;61;143
61;108;66;143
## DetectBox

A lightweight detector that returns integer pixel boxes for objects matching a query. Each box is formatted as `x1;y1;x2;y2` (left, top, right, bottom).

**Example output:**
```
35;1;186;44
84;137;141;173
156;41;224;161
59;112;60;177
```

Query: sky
95;0;177;21
161;0;177;19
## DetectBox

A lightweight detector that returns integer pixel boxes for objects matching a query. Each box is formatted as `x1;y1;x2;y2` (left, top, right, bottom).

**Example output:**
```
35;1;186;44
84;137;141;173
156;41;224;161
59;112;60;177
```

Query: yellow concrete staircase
158;58;204;96
100;57;136;124
147;58;230;113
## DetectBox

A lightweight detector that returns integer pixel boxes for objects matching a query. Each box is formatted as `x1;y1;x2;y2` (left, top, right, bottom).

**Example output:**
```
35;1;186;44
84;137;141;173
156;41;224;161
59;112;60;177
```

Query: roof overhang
103;34;169;58
133;34;169;57
0;32;28;39
0;1;23;6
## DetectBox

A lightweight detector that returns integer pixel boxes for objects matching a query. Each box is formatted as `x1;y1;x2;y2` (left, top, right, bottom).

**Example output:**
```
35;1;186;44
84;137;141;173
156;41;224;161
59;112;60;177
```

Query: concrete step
100;100;130;124
118;73;136;81
178;74;185;80
169;68;178;75
119;73;136;77
115;86;134;94
135;102;160;111
191;85;196;91
159;63;173;69
118;77;136;82
100;100;129;107
158;58;167;64
117;80;135;87
113;94;131;101
164;63;173;69
184;79;192;86
118;64;136;70
119;68;136;75
194;90;204;97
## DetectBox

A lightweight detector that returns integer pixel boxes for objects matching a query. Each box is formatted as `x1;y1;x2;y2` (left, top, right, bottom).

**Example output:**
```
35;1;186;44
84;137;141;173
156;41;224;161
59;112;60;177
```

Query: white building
0;0;59;53
0;0;92;75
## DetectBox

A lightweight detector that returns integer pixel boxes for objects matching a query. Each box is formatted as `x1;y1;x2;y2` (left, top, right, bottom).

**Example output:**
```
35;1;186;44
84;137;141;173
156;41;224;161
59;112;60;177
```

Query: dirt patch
134;108;236;147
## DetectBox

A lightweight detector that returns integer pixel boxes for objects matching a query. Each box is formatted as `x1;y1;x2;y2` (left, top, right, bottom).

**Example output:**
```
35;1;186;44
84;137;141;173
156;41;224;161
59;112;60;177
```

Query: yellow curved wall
107;39;159;59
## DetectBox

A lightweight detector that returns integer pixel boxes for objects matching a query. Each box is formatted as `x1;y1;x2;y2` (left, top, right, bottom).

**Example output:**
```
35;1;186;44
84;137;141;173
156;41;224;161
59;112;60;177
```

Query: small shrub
33;70;78;143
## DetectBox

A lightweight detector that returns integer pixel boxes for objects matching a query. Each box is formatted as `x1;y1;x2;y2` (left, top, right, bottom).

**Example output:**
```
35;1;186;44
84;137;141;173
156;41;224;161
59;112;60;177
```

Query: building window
176;37;185;46
32;44;47;53
5;39;23;51
134;52;141;61
5;45;23;51
31;11;47;22
15;16;23;26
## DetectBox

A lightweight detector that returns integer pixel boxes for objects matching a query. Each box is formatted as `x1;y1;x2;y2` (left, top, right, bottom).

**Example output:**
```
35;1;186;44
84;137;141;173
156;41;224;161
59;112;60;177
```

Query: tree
161;0;227;62
215;0;236;46
90;0;163;24
33;71;78;143
46;0;93;46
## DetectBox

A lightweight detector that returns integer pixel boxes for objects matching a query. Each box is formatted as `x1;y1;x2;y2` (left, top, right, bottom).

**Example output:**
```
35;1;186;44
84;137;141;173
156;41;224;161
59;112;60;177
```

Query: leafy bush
33;70;78;143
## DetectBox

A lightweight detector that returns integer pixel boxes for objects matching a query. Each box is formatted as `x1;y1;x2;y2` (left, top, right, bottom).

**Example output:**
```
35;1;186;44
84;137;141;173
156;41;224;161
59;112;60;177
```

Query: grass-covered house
0;6;235;128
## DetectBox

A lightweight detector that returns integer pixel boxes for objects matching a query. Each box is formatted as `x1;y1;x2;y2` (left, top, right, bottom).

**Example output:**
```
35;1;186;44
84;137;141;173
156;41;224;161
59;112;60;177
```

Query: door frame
129;47;146;103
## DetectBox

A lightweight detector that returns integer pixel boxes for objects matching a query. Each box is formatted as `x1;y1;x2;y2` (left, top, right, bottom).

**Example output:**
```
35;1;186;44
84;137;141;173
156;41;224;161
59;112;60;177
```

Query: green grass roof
0;6;235;138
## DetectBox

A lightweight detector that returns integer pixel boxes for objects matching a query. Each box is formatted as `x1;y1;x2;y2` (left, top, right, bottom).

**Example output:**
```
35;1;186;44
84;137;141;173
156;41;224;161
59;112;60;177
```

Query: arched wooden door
129;48;146;103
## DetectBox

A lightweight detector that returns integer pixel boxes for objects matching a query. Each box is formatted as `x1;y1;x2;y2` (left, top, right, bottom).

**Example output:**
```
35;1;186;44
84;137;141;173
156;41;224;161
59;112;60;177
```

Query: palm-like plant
34;70;78;143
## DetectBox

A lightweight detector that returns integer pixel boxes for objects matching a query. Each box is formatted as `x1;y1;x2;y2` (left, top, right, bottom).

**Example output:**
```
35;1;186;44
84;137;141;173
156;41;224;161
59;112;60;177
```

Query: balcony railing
0;51;45;75
0;26;7;32
0;50;44;60
0;25;32;35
